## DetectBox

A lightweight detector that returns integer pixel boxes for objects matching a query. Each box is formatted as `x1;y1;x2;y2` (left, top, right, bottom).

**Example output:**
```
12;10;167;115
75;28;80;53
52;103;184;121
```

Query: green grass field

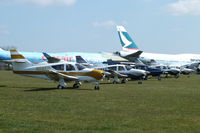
0;71;200;133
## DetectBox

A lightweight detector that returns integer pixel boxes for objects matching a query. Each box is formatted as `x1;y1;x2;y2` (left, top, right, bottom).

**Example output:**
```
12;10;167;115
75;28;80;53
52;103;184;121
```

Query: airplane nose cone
92;69;104;80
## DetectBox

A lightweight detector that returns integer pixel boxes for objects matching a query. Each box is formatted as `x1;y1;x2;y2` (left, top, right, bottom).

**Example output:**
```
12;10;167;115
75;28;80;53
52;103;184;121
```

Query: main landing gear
73;81;82;88
138;78;143;84
113;76;119;84
57;85;64;89
57;79;66;89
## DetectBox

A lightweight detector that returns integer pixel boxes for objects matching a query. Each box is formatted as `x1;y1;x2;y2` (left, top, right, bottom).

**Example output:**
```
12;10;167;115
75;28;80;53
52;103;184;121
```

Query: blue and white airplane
0;48;128;66
115;26;200;69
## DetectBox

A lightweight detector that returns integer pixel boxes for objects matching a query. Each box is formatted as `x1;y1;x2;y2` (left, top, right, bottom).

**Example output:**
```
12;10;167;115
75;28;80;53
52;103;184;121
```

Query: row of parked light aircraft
0;26;199;90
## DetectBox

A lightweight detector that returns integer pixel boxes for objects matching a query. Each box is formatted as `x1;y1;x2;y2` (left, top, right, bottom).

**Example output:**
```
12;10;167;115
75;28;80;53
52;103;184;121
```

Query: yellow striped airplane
10;49;104;90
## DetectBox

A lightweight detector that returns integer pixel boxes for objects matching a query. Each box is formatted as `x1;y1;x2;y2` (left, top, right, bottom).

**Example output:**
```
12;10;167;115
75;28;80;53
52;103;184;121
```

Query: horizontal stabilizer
9;60;26;63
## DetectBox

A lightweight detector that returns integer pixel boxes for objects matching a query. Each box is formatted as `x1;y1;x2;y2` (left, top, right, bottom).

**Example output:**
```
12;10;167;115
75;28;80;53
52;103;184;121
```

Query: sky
0;0;200;54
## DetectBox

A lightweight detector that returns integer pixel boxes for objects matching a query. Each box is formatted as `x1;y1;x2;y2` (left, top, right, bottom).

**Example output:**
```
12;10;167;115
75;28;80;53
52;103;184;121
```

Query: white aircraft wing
45;70;78;81
106;70;128;78
124;50;143;58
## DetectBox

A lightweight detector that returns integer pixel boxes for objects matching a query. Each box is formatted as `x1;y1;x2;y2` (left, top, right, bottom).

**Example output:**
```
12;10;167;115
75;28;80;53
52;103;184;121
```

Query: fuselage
0;50;107;65
139;52;200;67
13;62;104;81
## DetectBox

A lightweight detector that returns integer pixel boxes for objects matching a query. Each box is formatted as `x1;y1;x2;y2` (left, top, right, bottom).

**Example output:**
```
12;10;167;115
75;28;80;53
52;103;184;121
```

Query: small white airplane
96;64;148;84
180;67;194;75
116;26;200;69
74;55;148;84
10;49;104;90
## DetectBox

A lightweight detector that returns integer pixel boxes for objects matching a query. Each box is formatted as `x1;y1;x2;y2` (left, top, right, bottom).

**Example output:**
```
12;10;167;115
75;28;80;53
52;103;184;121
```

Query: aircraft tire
138;81;142;84
158;75;162;80
73;84;79;88
58;85;64;89
94;86;100;90
121;79;126;84
113;81;118;84
175;74;179;79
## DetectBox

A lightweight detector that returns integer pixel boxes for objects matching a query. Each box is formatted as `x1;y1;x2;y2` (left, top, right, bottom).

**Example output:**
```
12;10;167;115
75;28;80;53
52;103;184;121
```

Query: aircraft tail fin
10;49;32;70
76;56;88;64
117;25;139;51
75;56;91;67
43;52;60;63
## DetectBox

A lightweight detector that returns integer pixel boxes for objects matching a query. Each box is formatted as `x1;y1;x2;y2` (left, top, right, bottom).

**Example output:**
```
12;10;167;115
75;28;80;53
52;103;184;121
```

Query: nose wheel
138;78;143;84
94;83;100;90
158;74;162;80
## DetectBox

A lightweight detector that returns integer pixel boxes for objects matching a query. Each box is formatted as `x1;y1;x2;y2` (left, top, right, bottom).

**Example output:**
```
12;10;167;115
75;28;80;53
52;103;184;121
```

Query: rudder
117;26;139;51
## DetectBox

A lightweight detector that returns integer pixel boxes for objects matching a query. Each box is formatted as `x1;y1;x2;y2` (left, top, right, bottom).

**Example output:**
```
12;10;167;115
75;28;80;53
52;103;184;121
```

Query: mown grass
0;71;200;133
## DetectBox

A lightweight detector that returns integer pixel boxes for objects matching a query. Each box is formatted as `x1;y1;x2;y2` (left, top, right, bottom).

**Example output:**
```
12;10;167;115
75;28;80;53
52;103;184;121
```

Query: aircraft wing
43;52;61;63
45;70;78;81
106;70;128;78
101;52;128;62
124;50;143;59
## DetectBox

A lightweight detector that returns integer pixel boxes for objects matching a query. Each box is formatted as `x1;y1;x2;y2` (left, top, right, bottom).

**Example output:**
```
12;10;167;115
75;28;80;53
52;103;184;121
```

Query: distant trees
1;46;17;51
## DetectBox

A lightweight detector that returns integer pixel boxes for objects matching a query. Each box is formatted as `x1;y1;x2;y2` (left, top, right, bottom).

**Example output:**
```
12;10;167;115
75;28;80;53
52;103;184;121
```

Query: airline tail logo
117;26;139;51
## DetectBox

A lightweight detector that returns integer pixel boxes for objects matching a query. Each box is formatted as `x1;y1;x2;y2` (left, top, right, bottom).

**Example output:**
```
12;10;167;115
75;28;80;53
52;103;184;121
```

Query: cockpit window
118;66;125;71
75;64;85;70
125;66;132;70
108;66;117;71
52;64;64;71
66;64;75;71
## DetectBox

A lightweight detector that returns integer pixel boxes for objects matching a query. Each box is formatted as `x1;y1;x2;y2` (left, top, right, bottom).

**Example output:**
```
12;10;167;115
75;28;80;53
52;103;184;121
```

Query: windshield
125;66;132;70
75;64;86;70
